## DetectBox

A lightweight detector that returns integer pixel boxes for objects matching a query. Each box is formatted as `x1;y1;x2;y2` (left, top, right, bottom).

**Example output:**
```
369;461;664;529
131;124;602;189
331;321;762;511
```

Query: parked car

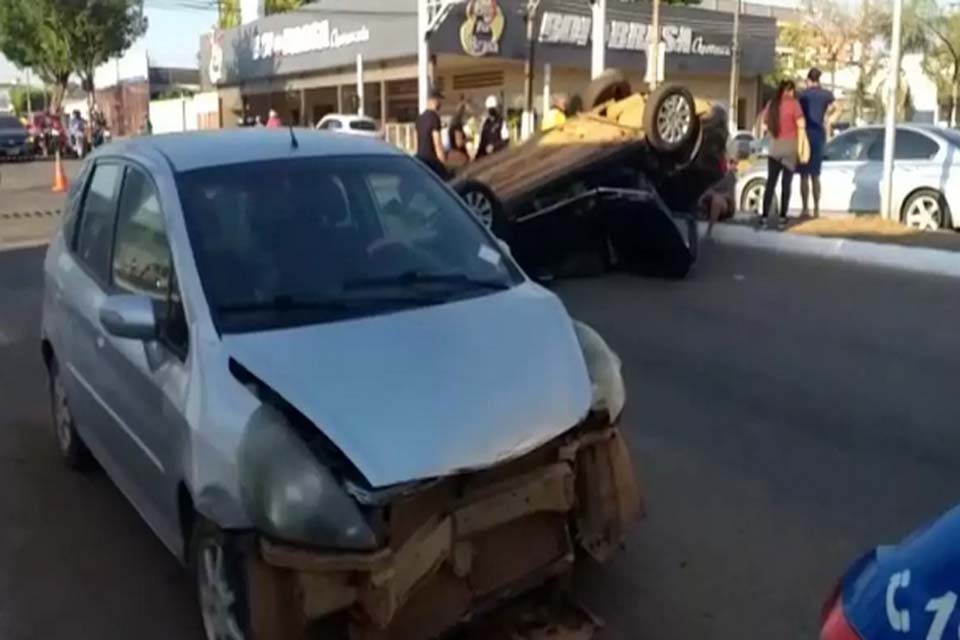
0;113;31;160
315;113;380;136
41;128;642;640
729;130;761;160
737;125;960;230
820;503;960;640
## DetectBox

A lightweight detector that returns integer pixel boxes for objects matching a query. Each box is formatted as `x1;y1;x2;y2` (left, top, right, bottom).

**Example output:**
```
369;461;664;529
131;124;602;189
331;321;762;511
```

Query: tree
10;86;49;114
61;0;148;114
897;0;960;126
0;0;73;111
218;0;308;29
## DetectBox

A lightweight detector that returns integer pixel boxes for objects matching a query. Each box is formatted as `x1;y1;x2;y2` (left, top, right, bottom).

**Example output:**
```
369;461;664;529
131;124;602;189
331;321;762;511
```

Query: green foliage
898;0;960;124
0;0;73;110
218;0;308;28
65;0;149;94
10;86;48;114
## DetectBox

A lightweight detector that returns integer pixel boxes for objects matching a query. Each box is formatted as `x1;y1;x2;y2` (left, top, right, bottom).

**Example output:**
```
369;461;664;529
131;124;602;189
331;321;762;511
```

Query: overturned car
40;130;643;640
453;74;732;279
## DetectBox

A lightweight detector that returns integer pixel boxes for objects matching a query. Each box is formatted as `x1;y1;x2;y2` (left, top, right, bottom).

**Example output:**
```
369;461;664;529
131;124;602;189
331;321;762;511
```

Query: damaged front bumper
247;424;644;640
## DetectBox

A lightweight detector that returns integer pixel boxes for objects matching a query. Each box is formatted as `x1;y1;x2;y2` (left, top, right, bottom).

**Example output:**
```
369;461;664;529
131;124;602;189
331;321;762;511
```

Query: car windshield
176;155;521;333
0;115;22;130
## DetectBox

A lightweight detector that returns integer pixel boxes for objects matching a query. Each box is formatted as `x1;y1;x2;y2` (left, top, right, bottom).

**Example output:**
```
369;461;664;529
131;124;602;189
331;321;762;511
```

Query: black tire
48;358;93;470
454;179;512;241
191;517;254;640
901;189;952;231
583;69;633;109
644;84;699;154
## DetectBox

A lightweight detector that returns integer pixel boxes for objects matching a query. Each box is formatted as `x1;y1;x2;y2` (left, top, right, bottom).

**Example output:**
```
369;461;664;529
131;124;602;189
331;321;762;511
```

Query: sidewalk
704;214;960;279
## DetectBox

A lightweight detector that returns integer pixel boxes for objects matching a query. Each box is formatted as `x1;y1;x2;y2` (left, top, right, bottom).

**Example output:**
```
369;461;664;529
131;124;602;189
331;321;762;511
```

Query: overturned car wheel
455;179;512;240
645;84;699;154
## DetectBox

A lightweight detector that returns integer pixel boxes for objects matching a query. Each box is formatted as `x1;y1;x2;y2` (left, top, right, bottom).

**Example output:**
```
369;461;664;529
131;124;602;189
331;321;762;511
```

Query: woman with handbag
759;80;809;228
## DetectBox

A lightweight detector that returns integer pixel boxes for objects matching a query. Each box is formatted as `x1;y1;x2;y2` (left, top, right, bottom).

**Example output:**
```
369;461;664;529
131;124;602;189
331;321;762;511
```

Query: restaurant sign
539;11;731;57
253;20;370;60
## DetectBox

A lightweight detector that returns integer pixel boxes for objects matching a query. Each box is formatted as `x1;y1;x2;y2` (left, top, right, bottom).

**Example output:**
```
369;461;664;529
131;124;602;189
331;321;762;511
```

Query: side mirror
100;294;157;341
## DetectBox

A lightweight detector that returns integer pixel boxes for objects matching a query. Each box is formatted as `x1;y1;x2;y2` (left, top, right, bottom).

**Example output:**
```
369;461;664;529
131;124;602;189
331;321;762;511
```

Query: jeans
763;156;793;219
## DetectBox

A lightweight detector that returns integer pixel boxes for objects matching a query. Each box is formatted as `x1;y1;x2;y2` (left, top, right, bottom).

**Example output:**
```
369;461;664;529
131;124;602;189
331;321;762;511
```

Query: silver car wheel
464;190;494;228
656;94;692;146
53;372;73;453
199;544;246;640
905;194;942;231
742;182;765;215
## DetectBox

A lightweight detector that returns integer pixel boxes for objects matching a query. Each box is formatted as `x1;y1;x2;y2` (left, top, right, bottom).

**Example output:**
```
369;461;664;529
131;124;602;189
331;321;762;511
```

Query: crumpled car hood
223;283;592;488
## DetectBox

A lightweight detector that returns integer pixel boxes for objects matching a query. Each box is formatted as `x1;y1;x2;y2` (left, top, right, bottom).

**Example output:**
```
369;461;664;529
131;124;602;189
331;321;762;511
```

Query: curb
0;210;62;220
699;222;960;279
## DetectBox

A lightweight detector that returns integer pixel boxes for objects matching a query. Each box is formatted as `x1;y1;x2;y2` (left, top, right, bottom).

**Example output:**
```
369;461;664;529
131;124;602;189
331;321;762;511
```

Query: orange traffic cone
52;150;68;193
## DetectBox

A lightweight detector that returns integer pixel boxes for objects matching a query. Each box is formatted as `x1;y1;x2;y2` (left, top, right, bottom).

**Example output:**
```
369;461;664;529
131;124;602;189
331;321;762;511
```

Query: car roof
102;127;401;172
322;113;376;122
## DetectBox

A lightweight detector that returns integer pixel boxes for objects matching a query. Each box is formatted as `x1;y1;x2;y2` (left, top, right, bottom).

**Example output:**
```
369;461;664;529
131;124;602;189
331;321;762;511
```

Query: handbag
798;127;811;164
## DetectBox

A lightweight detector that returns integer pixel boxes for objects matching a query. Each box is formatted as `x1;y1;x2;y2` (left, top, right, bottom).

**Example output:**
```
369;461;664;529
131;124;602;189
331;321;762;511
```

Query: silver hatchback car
41;128;641;640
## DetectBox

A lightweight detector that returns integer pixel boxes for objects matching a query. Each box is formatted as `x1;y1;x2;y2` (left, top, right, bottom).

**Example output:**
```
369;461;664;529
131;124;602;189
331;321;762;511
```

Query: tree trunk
952;60;959;128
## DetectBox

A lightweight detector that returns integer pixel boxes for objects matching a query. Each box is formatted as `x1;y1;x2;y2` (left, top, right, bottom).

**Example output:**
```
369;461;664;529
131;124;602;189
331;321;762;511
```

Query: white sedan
736;125;960;230
315;113;381;137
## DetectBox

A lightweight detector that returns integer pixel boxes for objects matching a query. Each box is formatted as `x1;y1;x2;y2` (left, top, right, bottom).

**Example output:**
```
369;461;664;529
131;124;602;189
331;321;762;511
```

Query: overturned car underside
244;417;642;640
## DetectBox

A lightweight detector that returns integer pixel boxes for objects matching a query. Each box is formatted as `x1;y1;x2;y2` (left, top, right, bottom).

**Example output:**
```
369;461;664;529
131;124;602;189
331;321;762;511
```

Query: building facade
199;0;777;131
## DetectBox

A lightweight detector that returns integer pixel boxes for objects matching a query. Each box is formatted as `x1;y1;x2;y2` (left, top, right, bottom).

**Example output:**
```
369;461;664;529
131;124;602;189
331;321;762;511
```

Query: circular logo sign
460;0;505;57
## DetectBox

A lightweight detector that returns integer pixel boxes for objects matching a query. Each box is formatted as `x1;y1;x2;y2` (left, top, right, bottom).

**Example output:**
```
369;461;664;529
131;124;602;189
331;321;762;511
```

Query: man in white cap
476;94;508;159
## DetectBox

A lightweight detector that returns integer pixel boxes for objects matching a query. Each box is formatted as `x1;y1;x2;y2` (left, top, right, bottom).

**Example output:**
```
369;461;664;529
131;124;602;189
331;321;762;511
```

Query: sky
0;4;217;84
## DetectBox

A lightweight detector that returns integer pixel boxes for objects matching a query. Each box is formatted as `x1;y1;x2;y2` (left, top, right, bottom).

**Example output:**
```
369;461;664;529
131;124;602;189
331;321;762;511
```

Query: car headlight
573;321;626;422
238;403;378;549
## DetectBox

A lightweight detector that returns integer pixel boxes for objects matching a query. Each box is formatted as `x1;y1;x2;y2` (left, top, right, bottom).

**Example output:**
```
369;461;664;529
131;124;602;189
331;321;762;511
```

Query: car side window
112;167;189;357
75;163;123;284
823;131;877;162
61;160;92;245
321;119;342;130
895;130;939;160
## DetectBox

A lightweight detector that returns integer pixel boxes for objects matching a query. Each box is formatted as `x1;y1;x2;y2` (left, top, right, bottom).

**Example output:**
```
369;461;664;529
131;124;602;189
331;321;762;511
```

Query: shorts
798;129;826;177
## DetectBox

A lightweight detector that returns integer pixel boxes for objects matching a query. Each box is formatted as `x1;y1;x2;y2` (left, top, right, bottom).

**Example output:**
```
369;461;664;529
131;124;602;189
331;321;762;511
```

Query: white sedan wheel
904;194;943;231
742;182;765;215
199;543;246;640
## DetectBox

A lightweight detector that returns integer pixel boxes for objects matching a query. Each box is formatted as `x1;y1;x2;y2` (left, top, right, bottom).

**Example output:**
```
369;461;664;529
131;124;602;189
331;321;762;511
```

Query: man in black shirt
415;90;448;178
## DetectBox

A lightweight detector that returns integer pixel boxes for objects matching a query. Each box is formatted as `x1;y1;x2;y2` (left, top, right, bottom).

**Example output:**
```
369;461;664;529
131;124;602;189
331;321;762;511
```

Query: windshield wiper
218;295;353;314
343;270;511;292
218;292;446;315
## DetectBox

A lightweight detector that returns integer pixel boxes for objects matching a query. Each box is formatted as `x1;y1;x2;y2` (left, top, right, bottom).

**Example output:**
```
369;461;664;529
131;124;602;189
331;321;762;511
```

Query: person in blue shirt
797;68;837;217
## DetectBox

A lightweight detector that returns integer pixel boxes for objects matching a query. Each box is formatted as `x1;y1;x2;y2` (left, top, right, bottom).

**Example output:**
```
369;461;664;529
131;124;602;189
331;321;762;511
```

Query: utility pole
881;0;903;220
522;0;540;138
727;0;742;132
649;0;662;89
417;0;429;113
356;54;365;116
591;0;606;78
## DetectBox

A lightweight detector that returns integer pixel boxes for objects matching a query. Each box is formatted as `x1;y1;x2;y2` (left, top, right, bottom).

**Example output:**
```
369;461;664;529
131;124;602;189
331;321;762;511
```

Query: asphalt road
2;243;959;640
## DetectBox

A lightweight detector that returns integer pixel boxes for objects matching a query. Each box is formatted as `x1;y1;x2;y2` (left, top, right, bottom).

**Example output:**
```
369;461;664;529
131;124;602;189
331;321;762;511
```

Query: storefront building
199;0;776;133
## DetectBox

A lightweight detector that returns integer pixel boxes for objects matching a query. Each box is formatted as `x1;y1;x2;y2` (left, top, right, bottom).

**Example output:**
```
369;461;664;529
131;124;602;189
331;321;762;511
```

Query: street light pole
523;0;540;139
727;0;742;132
417;0;429;113
649;0;662;89
591;0;606;78
880;0;903;220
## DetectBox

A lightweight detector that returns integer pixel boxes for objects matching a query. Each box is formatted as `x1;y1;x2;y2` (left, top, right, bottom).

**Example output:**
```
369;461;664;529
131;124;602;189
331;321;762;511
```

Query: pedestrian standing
541;93;568;132
476;95;508;159
415;89;448;177
447;100;471;169
797;68;836;218
759;80;807;227
266;109;282;128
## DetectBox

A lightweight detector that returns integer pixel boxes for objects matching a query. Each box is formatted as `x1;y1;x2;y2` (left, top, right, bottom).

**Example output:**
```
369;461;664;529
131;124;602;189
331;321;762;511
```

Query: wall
148;91;222;134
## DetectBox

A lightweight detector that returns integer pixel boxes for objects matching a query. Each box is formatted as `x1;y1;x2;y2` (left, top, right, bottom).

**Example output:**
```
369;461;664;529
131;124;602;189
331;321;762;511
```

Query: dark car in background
0;114;31;160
